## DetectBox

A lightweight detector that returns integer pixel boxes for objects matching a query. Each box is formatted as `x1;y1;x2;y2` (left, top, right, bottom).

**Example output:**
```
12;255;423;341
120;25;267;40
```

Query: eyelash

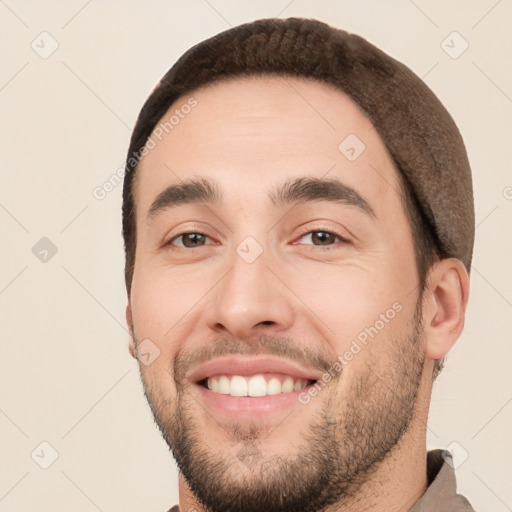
164;228;350;252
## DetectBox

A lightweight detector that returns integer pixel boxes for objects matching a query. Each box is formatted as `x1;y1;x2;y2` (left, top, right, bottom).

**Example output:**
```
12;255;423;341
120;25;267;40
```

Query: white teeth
230;375;248;396
248;375;267;397
267;377;282;395
281;377;294;393
205;374;311;397
218;375;230;394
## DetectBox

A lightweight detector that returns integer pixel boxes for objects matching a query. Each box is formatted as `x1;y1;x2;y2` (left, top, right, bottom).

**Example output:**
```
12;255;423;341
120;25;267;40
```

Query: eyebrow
147;176;376;221
147;178;222;219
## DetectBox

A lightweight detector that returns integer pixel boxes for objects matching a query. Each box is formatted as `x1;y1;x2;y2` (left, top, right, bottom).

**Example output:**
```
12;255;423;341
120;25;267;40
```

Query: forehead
134;75;403;221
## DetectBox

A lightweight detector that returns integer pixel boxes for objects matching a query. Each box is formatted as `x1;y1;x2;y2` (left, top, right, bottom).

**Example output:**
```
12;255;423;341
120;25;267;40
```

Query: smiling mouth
199;373;318;397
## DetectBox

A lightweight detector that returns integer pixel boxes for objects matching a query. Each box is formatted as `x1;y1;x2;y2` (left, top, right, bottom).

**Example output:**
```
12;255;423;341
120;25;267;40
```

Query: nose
204;245;295;340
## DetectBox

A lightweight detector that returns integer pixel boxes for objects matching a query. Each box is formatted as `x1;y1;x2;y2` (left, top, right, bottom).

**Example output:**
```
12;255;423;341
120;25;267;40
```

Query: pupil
313;231;332;245
185;233;203;247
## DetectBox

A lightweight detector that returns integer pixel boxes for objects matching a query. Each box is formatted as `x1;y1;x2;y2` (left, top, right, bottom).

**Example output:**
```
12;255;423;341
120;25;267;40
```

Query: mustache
173;334;335;383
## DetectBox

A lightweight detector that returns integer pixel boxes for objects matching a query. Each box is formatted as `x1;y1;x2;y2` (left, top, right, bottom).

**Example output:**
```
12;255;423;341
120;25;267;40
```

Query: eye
164;229;348;250
166;232;213;248
295;230;348;250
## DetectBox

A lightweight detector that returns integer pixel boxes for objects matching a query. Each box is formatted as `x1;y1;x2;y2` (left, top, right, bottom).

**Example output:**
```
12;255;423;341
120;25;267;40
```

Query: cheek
286;256;415;354
306;275;392;335
130;263;217;355
130;267;180;357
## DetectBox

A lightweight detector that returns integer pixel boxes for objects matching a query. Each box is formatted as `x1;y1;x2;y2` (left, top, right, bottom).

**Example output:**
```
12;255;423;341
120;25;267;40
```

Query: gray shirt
167;449;476;511
409;449;475;511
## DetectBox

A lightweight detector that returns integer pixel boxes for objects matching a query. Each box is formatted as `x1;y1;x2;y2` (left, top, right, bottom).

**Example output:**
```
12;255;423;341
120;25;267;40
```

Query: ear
423;258;470;360
126;303;136;359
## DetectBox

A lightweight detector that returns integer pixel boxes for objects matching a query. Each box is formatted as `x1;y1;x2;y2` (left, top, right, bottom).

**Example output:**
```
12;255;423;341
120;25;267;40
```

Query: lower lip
192;382;315;419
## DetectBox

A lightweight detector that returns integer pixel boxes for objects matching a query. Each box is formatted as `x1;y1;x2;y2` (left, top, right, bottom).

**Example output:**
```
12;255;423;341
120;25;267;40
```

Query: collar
408;449;475;511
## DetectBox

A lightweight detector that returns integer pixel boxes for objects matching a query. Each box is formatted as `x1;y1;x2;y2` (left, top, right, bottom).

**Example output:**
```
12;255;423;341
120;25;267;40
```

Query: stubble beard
138;301;426;512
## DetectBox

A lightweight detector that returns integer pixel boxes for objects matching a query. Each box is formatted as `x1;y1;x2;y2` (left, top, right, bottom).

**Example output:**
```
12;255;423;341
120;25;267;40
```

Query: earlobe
126;303;136;359
424;258;470;361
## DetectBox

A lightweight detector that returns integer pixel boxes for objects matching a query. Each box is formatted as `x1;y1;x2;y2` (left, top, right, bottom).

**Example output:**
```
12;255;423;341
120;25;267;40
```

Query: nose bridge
205;234;294;337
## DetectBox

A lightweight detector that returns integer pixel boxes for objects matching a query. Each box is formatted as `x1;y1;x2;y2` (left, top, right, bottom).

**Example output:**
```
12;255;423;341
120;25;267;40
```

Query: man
122;17;476;512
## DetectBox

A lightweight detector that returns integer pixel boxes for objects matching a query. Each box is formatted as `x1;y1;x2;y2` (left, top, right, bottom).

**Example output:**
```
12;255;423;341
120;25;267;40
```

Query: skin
126;75;469;512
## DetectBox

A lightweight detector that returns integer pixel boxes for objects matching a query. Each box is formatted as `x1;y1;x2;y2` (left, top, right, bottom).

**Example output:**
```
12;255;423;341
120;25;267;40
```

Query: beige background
1;1;511;511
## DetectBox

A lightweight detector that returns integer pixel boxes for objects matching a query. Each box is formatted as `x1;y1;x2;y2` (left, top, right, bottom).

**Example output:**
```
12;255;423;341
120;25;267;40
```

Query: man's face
128;76;429;512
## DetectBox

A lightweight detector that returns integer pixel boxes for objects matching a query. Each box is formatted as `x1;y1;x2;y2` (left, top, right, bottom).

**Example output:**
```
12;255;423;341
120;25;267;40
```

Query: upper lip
188;356;323;383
